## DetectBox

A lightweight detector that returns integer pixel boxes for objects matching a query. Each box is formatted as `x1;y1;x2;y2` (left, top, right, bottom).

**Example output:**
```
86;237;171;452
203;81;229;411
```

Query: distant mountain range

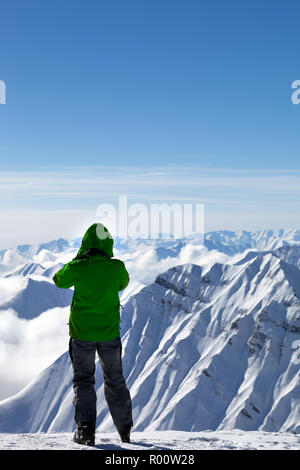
0;229;299;434
1;228;300;267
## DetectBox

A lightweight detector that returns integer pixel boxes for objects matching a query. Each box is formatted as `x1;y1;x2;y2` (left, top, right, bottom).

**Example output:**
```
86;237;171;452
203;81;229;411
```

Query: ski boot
117;425;132;443
73;422;95;446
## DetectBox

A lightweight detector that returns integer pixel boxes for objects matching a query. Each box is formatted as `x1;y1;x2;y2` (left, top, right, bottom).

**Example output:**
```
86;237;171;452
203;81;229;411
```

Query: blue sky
0;0;299;247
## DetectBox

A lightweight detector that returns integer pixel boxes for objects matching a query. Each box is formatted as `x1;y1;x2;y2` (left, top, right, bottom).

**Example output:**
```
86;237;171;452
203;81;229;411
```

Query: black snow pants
69;336;133;432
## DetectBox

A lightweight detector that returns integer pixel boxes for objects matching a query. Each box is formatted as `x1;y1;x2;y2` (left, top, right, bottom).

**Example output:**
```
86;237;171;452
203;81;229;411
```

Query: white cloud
0;307;70;400
1;167;300;202
0;277;27;304
116;243;231;286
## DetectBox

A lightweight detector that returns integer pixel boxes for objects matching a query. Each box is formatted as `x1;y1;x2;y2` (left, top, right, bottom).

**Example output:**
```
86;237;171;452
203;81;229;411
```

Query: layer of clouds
118;243;231;286
0;307;70;400
0;277;26;304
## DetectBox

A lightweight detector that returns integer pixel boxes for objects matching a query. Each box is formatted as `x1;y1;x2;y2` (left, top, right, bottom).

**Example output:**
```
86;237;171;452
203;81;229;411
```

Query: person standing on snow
52;222;133;446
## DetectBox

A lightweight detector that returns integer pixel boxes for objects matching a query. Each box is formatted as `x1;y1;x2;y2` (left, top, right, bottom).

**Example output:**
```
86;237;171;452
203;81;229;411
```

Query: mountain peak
155;263;203;298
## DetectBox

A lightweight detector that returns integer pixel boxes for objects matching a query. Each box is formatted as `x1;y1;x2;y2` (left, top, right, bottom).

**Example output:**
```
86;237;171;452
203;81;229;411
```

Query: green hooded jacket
52;223;129;341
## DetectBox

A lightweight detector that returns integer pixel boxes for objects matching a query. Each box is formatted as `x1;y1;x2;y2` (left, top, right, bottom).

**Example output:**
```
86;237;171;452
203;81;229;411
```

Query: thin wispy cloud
0;166;299;248
1;166;300;196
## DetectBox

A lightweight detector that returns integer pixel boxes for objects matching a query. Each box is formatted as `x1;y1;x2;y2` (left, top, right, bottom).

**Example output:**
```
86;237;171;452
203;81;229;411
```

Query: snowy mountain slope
232;249;269;265
0;430;299;450
121;256;300;433
15;239;70;259
42;263;65;278
4;261;66;279
232;245;300;271
0;252;299;434
0;276;73;319
119;279;145;306
0;352;73;433
4;262;46;278
204;229;300;254
272;245;300;270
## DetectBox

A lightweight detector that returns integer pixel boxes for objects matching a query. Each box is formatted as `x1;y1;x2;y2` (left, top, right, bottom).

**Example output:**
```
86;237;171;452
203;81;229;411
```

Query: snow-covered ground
0;430;299;450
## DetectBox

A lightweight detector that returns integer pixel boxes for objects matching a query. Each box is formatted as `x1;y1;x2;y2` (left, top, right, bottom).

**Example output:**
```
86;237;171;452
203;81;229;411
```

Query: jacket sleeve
52;260;79;289
119;262;130;291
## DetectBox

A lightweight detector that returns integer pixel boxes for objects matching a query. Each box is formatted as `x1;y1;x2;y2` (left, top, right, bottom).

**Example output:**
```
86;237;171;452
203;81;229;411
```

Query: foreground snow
0;430;299;450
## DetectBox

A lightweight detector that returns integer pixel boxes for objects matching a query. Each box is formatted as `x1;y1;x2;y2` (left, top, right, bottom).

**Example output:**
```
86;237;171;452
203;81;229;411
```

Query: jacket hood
75;223;114;259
